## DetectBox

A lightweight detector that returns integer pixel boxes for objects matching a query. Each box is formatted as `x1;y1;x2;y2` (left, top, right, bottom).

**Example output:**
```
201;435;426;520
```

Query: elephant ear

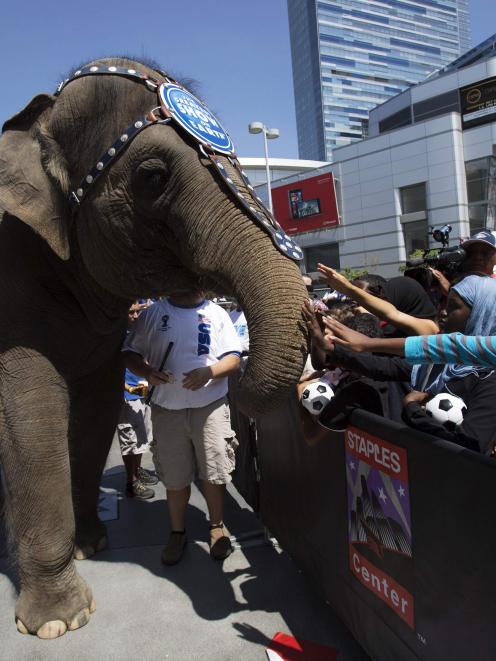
0;94;71;260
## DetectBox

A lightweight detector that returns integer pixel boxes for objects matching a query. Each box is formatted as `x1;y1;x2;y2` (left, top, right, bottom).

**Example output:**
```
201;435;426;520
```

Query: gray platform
0;440;368;660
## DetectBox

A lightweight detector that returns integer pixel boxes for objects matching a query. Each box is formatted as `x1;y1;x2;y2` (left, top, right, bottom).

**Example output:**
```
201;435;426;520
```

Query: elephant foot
74;517;108;560
15;575;95;639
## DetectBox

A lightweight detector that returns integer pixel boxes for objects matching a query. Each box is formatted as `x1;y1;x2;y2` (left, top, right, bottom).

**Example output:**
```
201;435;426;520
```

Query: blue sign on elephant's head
159;84;235;155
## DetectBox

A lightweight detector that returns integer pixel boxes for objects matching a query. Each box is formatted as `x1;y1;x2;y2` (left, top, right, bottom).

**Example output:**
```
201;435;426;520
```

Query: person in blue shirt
117;301;158;499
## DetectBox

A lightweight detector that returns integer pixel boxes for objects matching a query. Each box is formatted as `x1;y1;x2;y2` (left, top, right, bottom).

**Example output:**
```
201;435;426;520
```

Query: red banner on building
271;172;339;236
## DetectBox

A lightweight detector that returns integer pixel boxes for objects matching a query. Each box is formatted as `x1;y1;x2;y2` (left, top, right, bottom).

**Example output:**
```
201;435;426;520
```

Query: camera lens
432;225;452;244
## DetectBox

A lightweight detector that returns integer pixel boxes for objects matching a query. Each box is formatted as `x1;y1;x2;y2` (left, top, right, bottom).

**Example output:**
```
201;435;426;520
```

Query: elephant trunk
230;247;309;415
188;197;309;416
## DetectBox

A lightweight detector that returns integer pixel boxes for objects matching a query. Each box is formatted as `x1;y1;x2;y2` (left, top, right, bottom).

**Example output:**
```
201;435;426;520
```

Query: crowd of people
299;229;496;456
113;228;496;568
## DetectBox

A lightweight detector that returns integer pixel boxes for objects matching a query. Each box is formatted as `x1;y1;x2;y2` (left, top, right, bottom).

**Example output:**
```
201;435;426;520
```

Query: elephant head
0;57;308;414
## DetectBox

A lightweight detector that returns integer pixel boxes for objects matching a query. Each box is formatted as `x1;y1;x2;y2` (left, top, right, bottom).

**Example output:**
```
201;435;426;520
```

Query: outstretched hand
322;317;370;353
317;263;352;295
302;300;333;353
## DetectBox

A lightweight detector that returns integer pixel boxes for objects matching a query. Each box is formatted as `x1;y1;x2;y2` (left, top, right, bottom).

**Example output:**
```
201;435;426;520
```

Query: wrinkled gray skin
0;58;307;638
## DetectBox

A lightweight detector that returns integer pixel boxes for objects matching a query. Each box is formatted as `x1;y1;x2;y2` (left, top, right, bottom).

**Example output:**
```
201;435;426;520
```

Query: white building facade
238;157;327;187
266;37;496;278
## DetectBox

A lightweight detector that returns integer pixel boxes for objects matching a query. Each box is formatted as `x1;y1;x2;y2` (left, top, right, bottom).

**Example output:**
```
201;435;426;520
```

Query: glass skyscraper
288;0;471;161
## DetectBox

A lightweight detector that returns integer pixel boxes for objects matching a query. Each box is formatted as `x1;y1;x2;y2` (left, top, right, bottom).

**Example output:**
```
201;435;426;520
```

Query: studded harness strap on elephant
0;57;308;639
57;64;303;261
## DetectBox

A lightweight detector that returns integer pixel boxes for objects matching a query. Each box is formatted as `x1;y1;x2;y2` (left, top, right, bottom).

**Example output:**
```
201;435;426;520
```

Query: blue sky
0;0;494;158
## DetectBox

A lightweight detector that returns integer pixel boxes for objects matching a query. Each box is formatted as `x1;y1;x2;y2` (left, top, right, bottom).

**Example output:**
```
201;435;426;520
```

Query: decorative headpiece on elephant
0;57;308;639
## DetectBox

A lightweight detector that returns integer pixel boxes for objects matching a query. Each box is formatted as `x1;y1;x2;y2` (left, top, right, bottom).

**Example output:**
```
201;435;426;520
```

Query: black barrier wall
228;374;260;512
250;394;496;661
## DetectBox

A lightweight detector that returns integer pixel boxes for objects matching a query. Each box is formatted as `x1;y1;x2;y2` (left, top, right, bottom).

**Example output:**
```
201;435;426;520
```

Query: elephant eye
134;159;169;197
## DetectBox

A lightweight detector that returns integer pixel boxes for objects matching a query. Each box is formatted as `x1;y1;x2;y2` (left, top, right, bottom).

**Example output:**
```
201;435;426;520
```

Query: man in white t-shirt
123;289;241;565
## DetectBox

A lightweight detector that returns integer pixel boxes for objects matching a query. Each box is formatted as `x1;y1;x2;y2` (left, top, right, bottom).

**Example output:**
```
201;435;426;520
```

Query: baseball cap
462;230;496;250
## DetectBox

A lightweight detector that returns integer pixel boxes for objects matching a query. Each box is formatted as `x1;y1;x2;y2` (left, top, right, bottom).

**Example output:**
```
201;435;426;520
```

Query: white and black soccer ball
425;393;466;429
301;380;334;415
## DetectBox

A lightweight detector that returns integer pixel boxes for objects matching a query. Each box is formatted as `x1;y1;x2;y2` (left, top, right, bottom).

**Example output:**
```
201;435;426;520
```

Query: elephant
0;57;308;639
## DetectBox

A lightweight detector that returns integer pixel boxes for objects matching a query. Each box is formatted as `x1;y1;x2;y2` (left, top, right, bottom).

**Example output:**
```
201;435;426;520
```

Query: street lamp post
248;122;279;214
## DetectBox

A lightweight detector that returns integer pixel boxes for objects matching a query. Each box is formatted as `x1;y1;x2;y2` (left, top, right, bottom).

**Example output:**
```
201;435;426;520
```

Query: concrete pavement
0;440;368;660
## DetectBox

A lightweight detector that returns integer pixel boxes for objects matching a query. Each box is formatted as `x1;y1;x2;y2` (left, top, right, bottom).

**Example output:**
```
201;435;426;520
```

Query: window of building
400;183;426;215
304;243;340;273
468;204;489;235
378;105;412;133
412;89;460;123
466;157;490;201
465;157;496;234
403;220;429;256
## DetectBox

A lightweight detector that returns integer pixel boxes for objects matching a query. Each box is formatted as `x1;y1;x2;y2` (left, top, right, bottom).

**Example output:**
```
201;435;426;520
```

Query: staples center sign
345;426;415;629
271;172;340;236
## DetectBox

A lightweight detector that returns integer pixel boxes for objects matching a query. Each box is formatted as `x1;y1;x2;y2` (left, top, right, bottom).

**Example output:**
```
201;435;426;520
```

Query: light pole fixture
248;121;280;214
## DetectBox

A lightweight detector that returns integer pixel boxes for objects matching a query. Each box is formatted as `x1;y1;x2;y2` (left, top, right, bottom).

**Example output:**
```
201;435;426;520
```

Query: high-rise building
288;0;472;161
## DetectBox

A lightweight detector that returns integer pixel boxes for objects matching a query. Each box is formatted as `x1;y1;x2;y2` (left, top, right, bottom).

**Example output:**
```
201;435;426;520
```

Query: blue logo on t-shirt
236;324;248;338
198;322;211;355
160;314;169;331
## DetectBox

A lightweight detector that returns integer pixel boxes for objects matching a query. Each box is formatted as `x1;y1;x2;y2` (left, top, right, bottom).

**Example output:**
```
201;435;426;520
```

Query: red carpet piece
267;632;339;661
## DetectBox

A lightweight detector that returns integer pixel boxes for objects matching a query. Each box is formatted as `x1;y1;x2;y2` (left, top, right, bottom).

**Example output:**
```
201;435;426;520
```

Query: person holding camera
428;231;496;315
420;230;496;289
461;231;496;277
405;229;496;311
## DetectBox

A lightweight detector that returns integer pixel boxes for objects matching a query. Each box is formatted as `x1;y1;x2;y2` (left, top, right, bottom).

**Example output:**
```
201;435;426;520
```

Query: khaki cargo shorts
151;397;238;489
117;398;152;455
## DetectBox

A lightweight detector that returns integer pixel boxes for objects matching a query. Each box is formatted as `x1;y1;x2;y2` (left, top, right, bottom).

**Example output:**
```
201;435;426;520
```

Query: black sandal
209;523;233;561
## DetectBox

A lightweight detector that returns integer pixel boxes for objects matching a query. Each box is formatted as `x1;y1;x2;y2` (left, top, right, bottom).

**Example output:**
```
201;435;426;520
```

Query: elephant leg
0;349;94;638
69;352;124;560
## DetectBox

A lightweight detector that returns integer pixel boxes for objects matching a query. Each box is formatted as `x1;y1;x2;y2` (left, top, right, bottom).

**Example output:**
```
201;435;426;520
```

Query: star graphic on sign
398;485;405;497
349;460;356;471
378;488;387;503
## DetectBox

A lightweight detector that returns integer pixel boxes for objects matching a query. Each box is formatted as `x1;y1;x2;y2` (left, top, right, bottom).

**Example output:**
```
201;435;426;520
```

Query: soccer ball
425;393;466;429
301;380;334;415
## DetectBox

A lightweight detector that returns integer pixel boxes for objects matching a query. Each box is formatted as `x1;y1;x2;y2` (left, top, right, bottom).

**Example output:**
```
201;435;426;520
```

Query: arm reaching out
323;317;407;355
302;300;334;369
317;263;439;336
324;321;496;368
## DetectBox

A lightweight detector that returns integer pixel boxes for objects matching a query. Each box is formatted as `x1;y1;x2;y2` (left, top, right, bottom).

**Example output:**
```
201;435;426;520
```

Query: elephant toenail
74;546;94;561
68;607;90;631
37;620;67;639
16;619;29;634
89;599;97;613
